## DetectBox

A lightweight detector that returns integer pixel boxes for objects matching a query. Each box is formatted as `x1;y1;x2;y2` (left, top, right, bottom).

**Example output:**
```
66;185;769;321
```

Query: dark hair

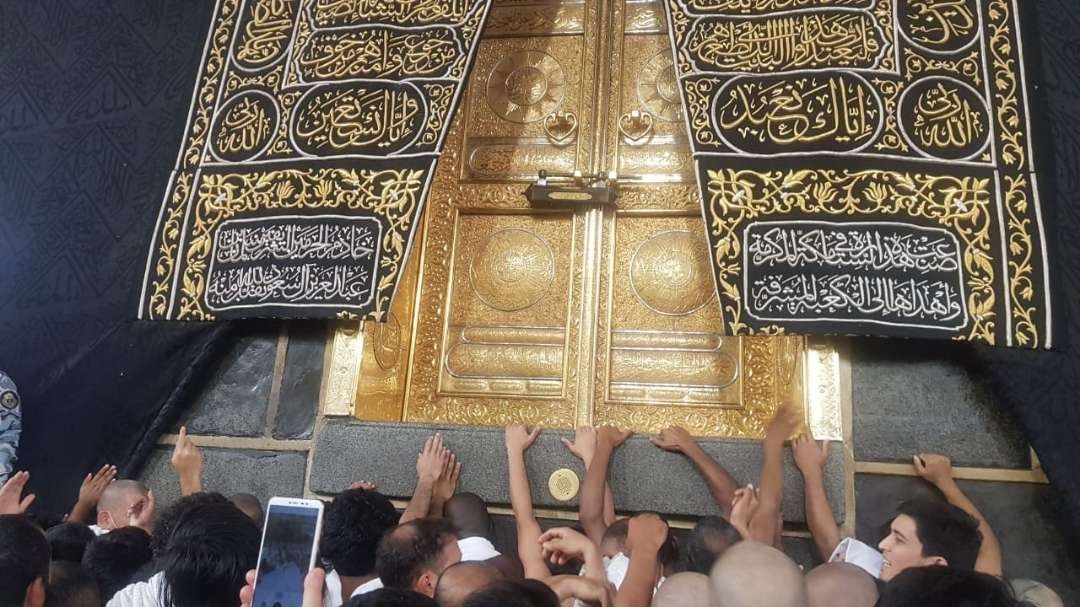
345;587;439;607
602;518;629;549
686;516;741;573
83;526;153;601
0;515;50;607
321;488;399;577
462;579;559;607
895;498;982;570
151;492;233;557
877;566;1024;607
45;522;96;563
44;562;101;607
158;500;260;607
376;519;458;589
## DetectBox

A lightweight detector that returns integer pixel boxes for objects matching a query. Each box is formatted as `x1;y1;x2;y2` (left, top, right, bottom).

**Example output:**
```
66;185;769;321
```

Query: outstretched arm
793;434;841;560
506;425;550;580
914;453;1003;576
582;427;632;545
651;426;739;518
400;434;448;524
69;464;117;523
562;427;617;526
750;405;800;544
616;514;667;607
171;427;204;497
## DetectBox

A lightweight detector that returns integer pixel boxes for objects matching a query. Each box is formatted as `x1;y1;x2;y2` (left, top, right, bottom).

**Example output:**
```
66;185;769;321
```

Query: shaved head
434;561;502;607
710;541;806;607
805;563;878;607
97;481;149;530
445;493;492;540
229;493;264;526
654;572;716;607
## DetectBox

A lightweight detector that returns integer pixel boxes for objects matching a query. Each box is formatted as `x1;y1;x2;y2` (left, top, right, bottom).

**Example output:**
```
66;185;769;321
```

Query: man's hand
0;471;35;515
77;465;117;508
171;427;203;495
349;480;377;491
539;526;596;565
433;452;461;506
626;513;668;554
546;576;614;607
913;453;954;486
792;434;830;478
127;490;155;532
729;484;760;540
561;426;597;466
240;568;325;607
505;425;541;454
596;426;633;449
764;403;801;448
69;465;118;523
417;434;449;485
649;426;694;454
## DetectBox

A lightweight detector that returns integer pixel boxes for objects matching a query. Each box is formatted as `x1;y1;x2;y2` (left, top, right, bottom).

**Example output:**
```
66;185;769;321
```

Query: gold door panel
329;0;843;440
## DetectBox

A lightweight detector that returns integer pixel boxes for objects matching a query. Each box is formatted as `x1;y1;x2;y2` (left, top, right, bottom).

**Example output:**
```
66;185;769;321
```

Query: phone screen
252;504;320;607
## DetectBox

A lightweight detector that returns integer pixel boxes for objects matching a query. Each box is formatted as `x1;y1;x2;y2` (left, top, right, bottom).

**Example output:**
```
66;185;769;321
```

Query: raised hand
69;464;118;523
416;434;448;484
433;451;461;505
561;426;597;465
764;403;802;448
546;576;614;607
913;453;954;486
127;489;156;532
505;424;541;453
626;512;668;554
171;426;203;495
0;471;35;515
729;484;760;540
649;426;694;454
792;434;830;477
596;426;633;449
538;526;595;566
349;480;377;491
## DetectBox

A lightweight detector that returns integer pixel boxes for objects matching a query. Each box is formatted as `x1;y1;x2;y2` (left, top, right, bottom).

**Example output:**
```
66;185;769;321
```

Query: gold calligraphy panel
663;0;1052;347
140;0;494;321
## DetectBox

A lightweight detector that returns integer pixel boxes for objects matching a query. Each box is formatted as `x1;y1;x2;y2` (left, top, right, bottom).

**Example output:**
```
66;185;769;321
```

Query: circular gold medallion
548;468;580;502
486;50;567;123
630;230;714;316
637;51;683;122
470;228;555;312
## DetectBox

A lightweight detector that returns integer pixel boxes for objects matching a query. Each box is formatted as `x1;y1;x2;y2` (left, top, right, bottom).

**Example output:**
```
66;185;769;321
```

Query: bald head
445;493;492;540
229;493;264;526
654;572;716;607
97;481;149;530
805;563;878;607
710;541;806;607
434;561;502;607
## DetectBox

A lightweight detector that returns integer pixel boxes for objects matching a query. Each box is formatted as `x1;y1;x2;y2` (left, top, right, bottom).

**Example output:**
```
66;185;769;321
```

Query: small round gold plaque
548;468;580;502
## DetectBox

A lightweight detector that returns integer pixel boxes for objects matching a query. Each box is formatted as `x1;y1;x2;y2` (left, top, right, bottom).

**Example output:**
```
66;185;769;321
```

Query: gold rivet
548;468;580;502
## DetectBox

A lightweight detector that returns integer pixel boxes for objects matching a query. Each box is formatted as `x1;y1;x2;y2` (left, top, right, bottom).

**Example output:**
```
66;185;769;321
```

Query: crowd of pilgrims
0;405;1066;607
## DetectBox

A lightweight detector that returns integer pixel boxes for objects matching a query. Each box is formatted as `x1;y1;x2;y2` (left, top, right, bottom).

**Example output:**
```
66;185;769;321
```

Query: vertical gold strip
321;322;365;416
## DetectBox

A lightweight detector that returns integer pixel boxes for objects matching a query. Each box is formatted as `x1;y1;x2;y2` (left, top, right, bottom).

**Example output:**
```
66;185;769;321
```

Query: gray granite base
138;447;307;510
310;420;846;524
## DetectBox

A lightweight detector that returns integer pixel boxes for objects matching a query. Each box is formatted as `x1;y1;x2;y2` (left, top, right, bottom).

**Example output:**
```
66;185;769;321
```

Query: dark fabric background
0;1;230;516
970;0;1080;543
1;0;1080;536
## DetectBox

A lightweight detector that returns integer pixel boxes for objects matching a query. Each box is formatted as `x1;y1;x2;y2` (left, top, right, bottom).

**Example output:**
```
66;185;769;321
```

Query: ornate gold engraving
470;229;557;312
629;231;714;316
486;51;567;123
549;468;580;501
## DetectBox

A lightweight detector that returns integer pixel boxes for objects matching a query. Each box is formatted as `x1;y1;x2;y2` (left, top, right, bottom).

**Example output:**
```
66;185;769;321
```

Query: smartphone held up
251;497;324;607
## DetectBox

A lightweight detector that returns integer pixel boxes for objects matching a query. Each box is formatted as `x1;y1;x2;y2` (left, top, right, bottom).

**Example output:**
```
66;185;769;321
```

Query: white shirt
89;524;108;536
828;538;884;578
458;536;501;562
323;570;384;607
106;572;166;607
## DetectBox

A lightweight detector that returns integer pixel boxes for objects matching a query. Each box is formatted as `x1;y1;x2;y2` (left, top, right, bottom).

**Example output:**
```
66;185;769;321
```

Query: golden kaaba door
328;0;841;438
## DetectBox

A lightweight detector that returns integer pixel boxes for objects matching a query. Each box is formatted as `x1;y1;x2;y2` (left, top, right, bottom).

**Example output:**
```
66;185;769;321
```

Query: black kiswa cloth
970;0;1080;544
0;1;230;517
